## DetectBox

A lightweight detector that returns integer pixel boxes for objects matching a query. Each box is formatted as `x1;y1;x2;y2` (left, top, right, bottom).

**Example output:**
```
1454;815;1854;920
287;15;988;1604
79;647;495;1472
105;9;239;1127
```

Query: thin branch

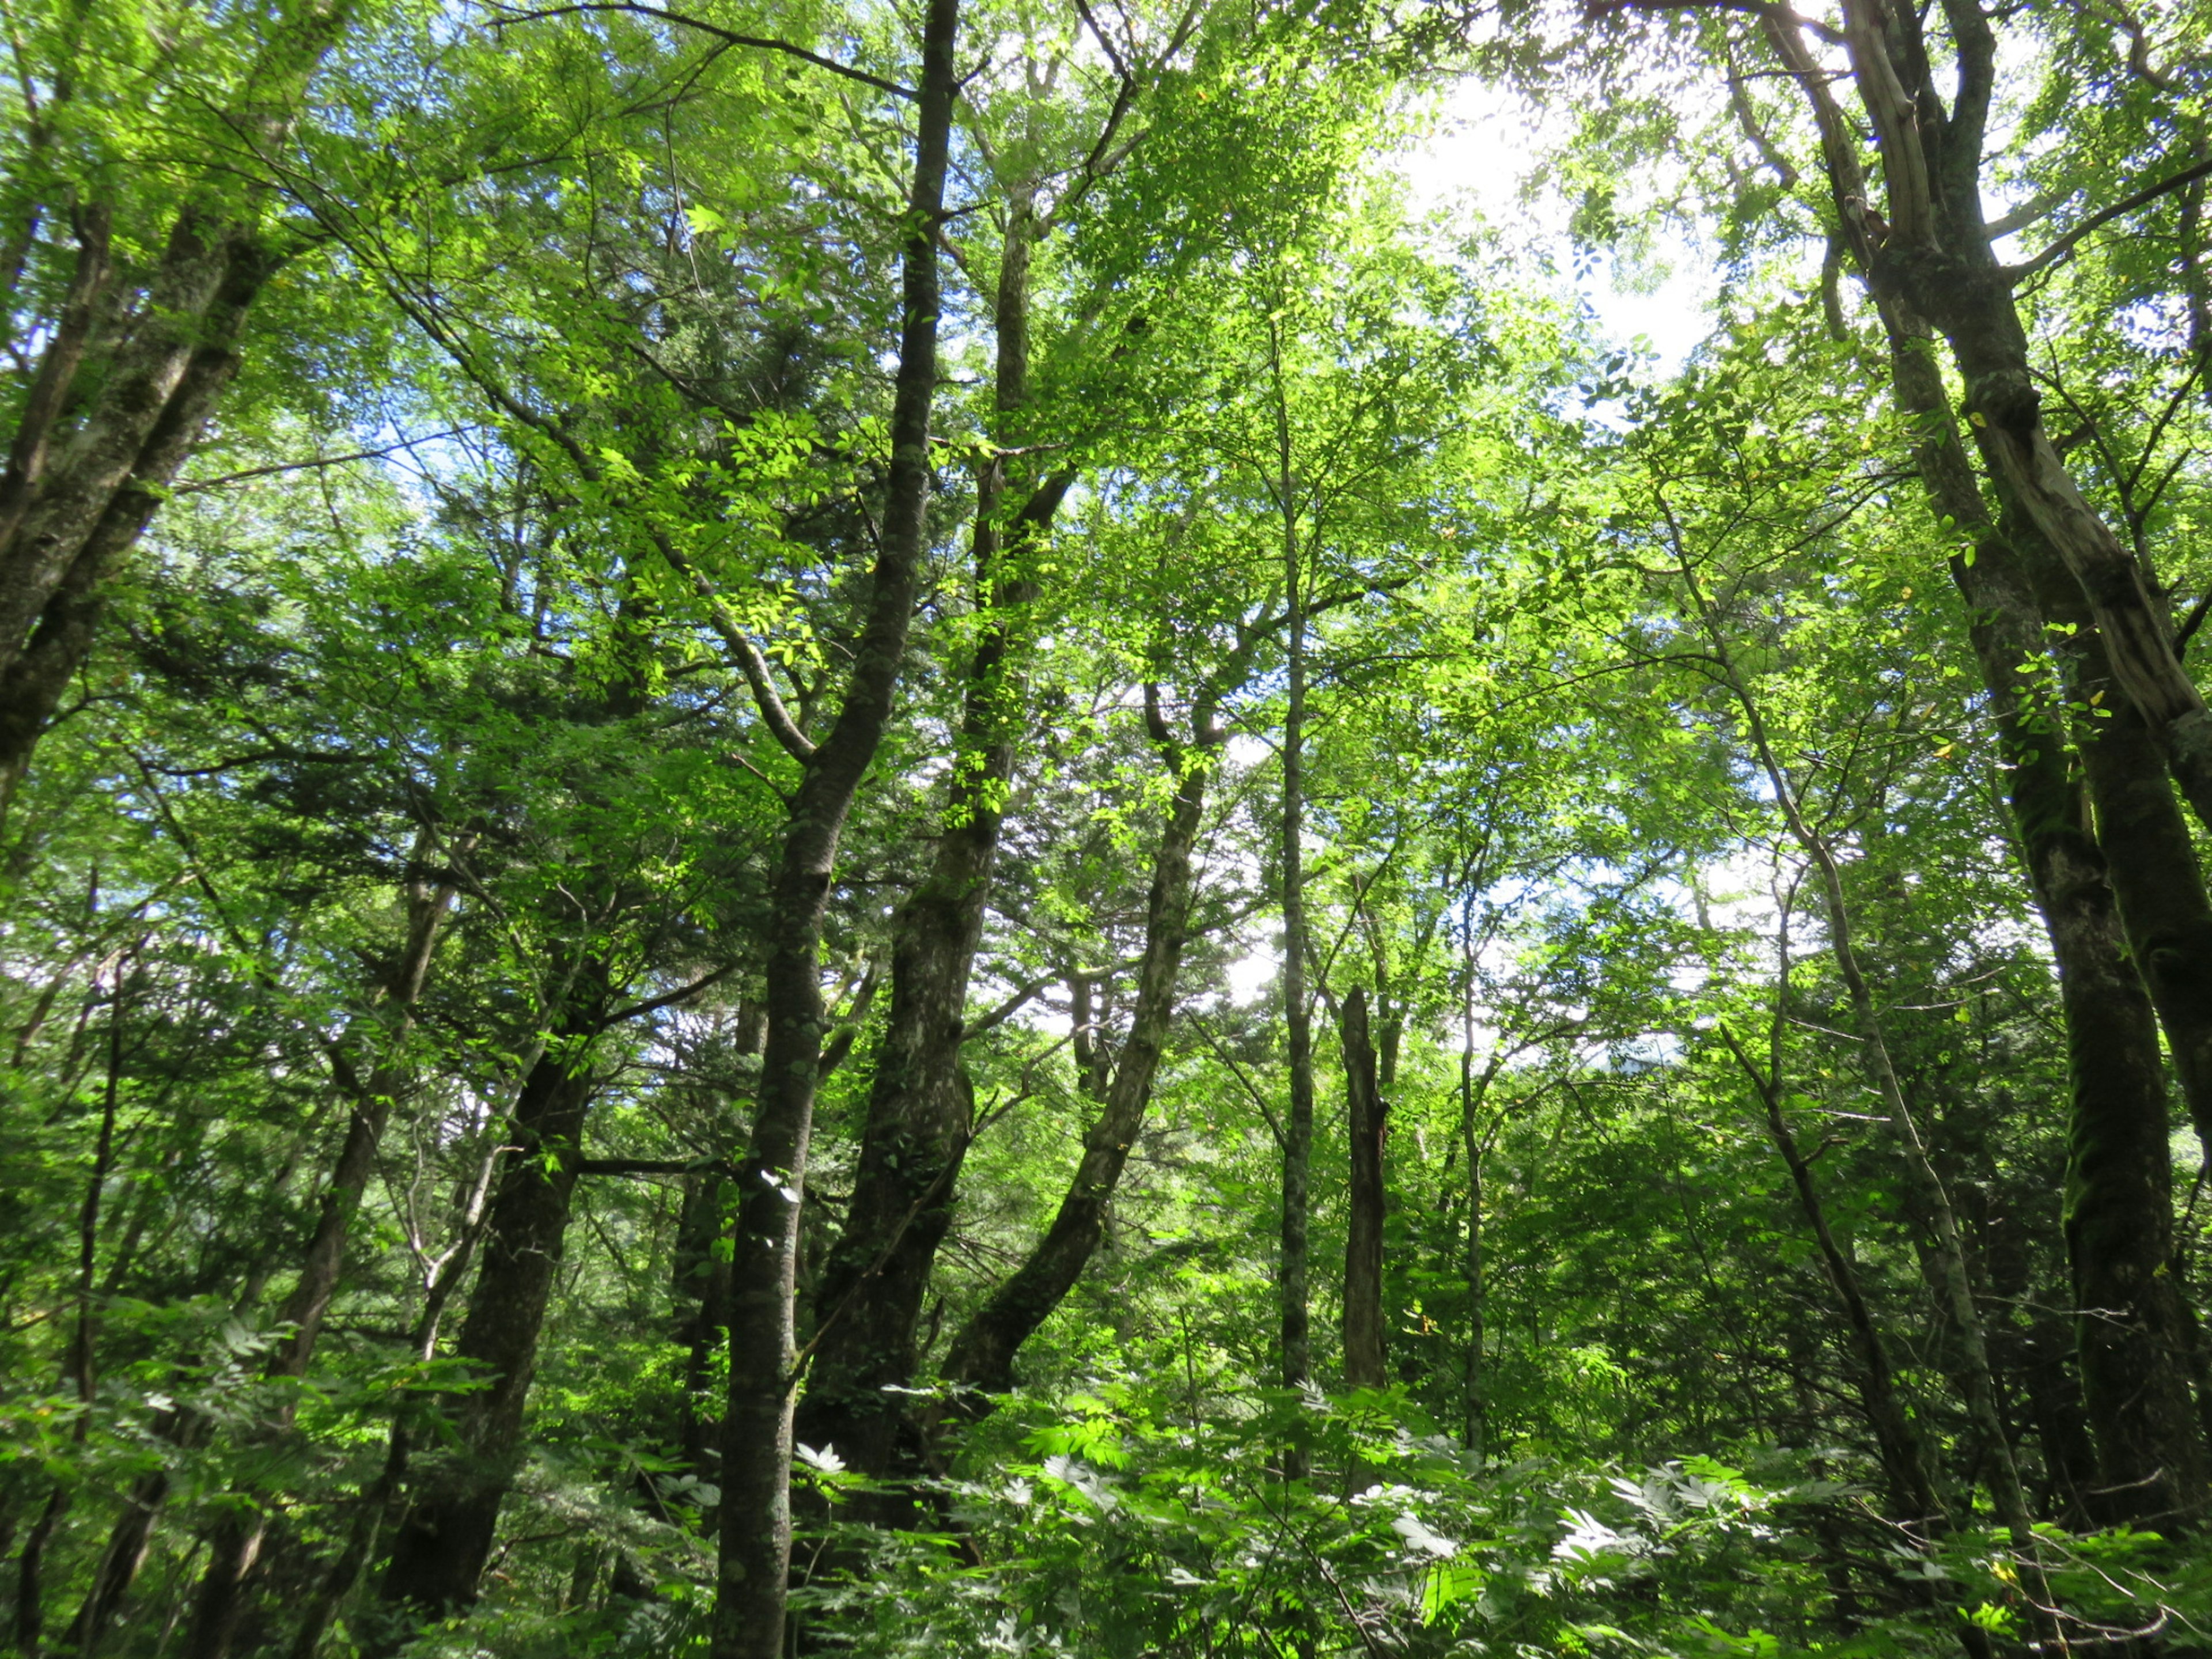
1190;1013;1285;1149
2009;153;2212;283
574;1156;738;1177
488;2;918;100
596;963;738;1029
172;429;482;494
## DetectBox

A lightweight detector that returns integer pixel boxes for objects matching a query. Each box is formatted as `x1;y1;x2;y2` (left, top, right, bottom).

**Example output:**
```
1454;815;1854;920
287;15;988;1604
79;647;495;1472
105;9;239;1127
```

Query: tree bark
2010;547;2212;1161
1751;15;2211;1524
1339;988;1387;1392
370;1005;603;1639
1271;315;1315;1410
1870;316;2209;1529
710;0;959;1647
936;692;1216;1400
0;0;353;813
794;193;1072;1502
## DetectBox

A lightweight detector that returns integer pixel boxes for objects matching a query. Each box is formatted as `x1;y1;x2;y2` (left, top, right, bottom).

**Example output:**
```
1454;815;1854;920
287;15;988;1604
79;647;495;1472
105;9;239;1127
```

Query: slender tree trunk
1271;317;1314;1411
710;1;959;1647
1719;918;1942;1533
282;1135;504;1659
13;967;127;1657
169;872;459;1659
1675;556;2050;1577
1982;1194;2100;1529
1456;922;1490;1459
937;688;1217;1400
1339;988;1387;1392
671;1000;761;1499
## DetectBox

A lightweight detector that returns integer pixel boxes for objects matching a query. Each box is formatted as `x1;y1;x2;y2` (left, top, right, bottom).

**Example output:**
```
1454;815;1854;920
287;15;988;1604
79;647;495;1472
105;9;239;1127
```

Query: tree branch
488;1;918;100
2009;153;2212;283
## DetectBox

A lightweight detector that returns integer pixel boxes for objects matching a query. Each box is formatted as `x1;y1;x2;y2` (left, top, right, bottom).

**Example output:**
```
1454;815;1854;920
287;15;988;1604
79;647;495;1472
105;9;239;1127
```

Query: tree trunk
0;0;353;813
1744;15;2212;1508
1866;310;2210;1529
281;1134;504;1659
1339;987;1387;1392
1757;7;2212;1520
111;869;460;1659
1676;554;2049;1578
936;692;1215;1400
794;196;1072;1502
673;1171;734;1487
371;1012;601;1638
1719;1003;1942;1530
1271;319;1314;1408
710;0;959;1646
2010;544;2212;1159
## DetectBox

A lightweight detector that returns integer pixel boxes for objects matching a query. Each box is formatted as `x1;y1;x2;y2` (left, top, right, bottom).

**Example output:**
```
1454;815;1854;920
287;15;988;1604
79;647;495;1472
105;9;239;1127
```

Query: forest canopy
5;0;2212;1652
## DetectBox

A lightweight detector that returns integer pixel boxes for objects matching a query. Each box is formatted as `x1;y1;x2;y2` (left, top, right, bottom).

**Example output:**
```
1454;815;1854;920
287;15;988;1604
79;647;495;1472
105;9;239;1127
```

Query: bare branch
488;1;918;100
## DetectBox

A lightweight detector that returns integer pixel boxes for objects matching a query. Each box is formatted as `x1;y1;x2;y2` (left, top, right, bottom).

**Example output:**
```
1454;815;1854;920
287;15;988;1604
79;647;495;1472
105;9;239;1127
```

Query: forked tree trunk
1339;988;1387;1392
711;2;959;1649
1753;14;2210;1525
794;186;1072;1488
1873;315;2207;1527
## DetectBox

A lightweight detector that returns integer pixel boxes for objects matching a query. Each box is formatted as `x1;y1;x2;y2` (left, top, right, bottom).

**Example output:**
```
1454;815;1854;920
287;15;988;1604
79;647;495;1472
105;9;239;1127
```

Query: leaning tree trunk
1676;550;2051;1582
710;1;959;1649
1718;909;1944;1532
1339;988;1387;1392
0;0;353;817
65;863;457;1657
936;687;1218;1400
794;188;1071;1502
173;866;459;1659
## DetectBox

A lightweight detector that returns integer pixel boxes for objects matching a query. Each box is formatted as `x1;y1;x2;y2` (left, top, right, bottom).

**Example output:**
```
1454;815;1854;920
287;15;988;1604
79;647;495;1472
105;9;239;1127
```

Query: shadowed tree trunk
1339;987;1386;1392
1672;539;2054;1615
710;1;960;1648
369;993;605;1641
936;680;1221;1401
2013;550;2212;1160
